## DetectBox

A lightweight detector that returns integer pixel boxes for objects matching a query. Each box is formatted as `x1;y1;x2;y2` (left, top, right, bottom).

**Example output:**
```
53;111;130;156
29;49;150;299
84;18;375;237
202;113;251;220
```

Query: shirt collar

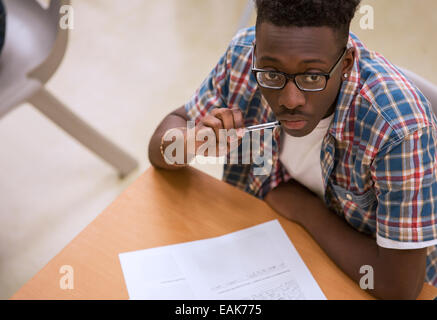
328;36;361;141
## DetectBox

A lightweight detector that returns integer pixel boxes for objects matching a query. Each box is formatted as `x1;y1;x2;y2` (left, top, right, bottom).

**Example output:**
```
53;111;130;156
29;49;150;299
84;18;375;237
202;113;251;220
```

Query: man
149;0;437;299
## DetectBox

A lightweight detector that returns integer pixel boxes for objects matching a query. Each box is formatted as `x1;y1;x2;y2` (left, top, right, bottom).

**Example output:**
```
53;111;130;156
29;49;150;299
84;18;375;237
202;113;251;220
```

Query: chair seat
0;0;56;116
399;67;437;116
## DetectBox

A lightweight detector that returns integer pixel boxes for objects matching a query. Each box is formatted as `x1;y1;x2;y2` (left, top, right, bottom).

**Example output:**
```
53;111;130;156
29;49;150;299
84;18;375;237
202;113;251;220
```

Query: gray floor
0;0;436;299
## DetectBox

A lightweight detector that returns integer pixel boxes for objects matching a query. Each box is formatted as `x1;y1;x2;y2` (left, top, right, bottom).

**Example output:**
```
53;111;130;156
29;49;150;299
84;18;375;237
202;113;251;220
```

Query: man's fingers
200;108;246;156
201;115;222;142
214;109;235;130
195;126;216;157
231;108;244;128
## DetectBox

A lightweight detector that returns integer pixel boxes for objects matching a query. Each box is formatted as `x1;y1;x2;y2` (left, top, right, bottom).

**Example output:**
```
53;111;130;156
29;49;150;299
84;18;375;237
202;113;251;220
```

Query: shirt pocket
331;183;377;210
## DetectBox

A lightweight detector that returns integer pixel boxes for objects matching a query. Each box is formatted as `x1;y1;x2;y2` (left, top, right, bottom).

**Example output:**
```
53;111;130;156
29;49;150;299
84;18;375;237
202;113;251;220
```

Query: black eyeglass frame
251;45;348;92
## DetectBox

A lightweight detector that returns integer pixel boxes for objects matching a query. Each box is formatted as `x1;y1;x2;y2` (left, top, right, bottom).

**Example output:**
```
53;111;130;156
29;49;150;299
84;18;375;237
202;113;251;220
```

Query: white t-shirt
279;113;335;199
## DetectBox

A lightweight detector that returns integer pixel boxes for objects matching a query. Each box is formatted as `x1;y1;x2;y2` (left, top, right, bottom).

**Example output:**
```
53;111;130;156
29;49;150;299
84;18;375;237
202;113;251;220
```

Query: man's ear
342;47;356;76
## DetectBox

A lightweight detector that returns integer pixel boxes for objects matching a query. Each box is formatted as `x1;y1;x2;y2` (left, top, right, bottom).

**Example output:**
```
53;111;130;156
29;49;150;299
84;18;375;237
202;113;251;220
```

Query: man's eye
264;72;280;81
302;74;323;83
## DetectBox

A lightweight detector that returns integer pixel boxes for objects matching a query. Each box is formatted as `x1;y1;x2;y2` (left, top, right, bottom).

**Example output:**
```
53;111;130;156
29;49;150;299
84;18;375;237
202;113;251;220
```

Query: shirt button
346;193;353;201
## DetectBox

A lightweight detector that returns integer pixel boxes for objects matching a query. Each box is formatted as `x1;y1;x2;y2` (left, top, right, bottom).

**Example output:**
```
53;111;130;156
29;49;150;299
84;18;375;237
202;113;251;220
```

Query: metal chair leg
28;87;139;178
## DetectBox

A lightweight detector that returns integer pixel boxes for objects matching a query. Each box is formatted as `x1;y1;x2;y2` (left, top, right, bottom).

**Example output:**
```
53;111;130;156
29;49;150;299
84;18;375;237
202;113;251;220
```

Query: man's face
255;23;352;137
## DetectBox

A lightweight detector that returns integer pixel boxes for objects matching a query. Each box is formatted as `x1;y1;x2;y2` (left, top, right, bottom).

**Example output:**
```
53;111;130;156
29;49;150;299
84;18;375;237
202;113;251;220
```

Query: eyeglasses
251;45;347;91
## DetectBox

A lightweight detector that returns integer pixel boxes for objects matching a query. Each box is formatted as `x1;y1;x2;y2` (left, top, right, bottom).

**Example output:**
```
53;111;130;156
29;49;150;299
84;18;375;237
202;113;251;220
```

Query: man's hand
149;106;245;169
194;107;245;157
264;178;427;300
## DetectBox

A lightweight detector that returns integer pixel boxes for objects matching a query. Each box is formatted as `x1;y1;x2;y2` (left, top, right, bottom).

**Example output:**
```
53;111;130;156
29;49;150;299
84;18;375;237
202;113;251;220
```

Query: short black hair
255;0;361;48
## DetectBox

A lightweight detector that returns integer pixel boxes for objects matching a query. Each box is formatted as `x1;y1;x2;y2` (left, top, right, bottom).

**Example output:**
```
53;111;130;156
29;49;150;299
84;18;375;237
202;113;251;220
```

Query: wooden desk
12;167;437;300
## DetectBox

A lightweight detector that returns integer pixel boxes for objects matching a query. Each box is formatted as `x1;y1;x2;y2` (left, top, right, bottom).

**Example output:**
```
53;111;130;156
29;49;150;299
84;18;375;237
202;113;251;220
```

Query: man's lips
281;120;308;130
278;116;309;130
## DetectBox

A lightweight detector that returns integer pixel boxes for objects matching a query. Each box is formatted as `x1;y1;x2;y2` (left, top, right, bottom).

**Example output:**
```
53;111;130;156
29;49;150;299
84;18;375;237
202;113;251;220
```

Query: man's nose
278;80;306;110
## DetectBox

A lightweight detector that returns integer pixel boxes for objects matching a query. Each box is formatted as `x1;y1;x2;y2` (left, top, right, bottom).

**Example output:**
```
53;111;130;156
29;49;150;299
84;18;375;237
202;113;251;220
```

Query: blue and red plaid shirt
185;27;437;287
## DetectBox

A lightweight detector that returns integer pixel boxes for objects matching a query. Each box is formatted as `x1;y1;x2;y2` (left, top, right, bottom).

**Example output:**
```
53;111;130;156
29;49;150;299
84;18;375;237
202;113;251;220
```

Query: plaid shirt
185;27;437;287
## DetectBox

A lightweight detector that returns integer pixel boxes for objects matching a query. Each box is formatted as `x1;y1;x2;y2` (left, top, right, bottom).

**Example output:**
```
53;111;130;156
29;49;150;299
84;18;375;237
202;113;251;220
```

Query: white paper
119;220;326;300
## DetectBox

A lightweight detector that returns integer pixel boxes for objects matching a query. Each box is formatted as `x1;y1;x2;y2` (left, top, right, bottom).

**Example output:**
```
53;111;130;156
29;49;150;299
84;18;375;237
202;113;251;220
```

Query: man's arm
148;106;190;170
264;179;427;300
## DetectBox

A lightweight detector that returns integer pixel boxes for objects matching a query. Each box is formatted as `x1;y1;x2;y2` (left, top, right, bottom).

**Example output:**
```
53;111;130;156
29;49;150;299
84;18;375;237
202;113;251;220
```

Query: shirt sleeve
372;125;437;249
184;46;231;124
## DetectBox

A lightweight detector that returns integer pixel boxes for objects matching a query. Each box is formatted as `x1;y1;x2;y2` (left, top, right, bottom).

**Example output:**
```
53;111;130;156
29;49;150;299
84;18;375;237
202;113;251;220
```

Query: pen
244;121;280;132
